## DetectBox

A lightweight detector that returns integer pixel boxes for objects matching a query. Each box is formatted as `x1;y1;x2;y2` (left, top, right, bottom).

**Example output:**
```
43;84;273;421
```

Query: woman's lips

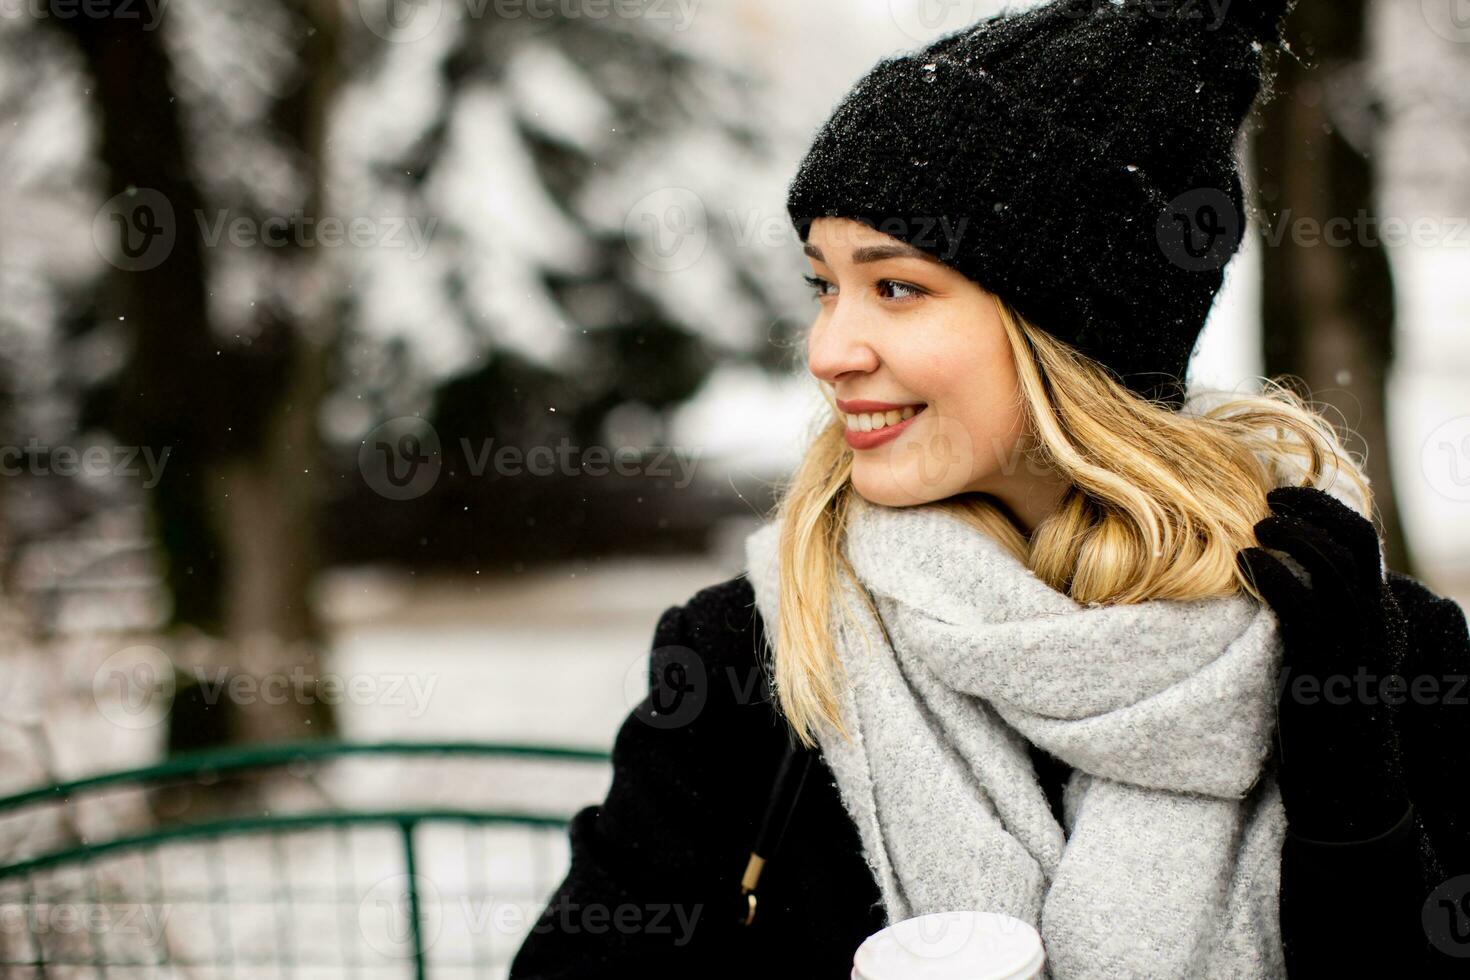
842;403;927;450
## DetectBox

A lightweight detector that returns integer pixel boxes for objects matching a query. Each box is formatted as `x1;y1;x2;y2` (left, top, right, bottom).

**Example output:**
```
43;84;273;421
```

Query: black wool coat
510;573;1470;979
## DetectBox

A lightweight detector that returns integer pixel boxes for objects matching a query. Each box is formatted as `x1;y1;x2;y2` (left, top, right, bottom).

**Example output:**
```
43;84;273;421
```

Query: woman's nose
807;303;880;384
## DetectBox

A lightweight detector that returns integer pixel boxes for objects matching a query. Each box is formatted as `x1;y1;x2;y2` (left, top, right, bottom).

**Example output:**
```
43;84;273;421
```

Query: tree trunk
50;6;229;632
211;0;343;744
1253;0;1413;574
53;0;343;747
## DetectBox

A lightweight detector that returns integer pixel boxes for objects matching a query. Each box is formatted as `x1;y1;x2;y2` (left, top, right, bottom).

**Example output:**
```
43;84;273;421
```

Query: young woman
511;0;1469;976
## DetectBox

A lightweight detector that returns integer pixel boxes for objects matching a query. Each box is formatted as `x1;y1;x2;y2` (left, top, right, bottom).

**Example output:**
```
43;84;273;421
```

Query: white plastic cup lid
851;909;1046;980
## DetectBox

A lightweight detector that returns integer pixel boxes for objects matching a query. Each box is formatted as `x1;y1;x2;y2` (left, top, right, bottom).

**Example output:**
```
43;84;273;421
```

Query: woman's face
803;217;1067;531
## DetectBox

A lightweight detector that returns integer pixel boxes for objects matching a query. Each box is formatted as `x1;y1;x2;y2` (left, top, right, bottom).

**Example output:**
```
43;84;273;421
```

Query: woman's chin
850;461;955;508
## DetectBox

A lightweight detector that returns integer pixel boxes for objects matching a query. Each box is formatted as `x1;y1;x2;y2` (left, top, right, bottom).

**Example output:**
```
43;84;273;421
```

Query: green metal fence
0;742;610;979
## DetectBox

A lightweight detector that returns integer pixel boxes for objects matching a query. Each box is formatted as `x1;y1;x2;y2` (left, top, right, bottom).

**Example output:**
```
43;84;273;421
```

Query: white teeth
844;405;923;432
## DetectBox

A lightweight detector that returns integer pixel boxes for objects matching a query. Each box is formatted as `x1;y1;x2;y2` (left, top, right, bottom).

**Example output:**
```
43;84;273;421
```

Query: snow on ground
317;551;749;748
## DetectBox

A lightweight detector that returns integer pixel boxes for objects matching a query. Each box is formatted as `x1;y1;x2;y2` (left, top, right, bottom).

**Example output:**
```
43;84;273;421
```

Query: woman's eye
802;275;925;302
803;274;834;299
877;279;924;301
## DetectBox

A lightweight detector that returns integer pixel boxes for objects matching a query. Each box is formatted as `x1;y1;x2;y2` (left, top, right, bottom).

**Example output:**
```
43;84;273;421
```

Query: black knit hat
787;0;1296;408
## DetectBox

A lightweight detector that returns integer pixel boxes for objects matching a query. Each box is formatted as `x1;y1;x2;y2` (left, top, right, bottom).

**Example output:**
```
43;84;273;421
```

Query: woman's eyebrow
851;242;937;264
802;242;938;265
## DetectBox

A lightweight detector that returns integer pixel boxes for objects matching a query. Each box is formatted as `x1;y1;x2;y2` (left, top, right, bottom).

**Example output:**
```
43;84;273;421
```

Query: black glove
1236;485;1412;842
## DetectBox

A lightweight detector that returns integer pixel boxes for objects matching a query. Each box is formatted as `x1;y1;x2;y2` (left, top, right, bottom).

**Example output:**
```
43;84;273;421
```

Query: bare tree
49;1;342;746
1252;0;1412;573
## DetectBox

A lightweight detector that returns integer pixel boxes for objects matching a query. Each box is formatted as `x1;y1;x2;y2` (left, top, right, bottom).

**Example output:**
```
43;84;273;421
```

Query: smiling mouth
843;404;927;433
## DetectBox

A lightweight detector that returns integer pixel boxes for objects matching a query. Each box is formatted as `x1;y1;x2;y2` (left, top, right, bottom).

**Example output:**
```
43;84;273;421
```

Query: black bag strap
737;735;814;926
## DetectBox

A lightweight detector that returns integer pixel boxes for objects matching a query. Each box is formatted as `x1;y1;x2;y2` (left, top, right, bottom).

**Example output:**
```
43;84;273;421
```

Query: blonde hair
765;294;1373;748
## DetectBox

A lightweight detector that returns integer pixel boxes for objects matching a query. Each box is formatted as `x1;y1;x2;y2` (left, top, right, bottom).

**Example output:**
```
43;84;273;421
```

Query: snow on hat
787;0;1297;408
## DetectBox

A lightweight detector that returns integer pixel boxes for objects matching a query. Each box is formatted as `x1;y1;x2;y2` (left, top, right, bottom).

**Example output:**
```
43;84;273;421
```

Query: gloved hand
1236;484;1412;842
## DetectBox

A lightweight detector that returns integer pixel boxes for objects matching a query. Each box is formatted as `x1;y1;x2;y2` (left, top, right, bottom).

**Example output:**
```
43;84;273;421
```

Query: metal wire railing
0;742;609;979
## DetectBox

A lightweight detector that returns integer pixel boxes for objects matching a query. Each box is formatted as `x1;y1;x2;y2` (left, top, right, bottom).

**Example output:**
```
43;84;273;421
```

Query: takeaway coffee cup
851;910;1046;980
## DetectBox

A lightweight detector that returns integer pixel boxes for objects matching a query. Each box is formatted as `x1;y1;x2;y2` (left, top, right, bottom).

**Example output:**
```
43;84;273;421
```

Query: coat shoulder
1387;569;1470;651
643;573;773;726
655;573;763;659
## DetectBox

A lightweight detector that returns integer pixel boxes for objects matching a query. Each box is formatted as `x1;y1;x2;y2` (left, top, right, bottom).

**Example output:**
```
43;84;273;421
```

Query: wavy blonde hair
764;293;1374;749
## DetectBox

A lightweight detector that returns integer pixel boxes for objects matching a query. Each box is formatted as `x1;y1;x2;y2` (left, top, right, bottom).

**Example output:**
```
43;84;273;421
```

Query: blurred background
0;0;1466;975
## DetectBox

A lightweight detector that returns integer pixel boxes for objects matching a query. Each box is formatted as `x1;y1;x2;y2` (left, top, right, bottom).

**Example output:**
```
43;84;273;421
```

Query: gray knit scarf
741;468;1356;978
